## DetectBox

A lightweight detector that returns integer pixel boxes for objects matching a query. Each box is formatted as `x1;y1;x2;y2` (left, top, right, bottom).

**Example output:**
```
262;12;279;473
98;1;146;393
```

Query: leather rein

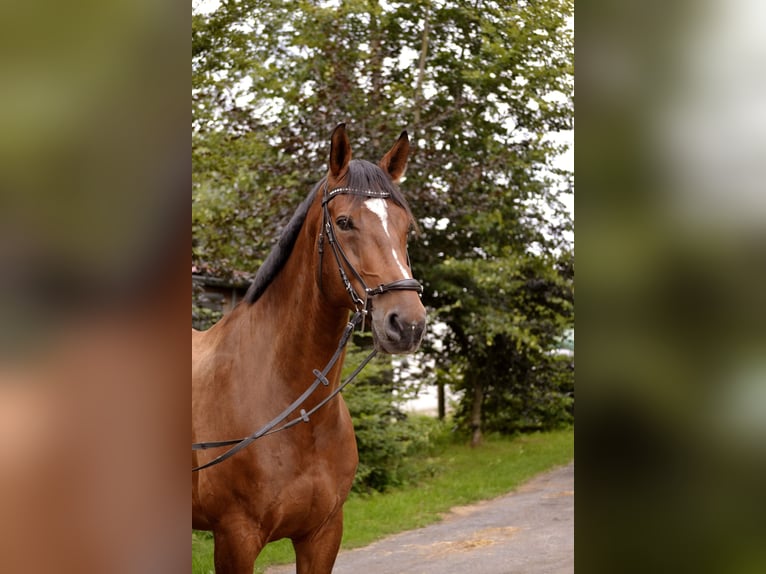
192;183;423;472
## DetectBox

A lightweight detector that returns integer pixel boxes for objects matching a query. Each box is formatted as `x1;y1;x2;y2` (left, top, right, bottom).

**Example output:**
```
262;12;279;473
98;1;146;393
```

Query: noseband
318;182;423;319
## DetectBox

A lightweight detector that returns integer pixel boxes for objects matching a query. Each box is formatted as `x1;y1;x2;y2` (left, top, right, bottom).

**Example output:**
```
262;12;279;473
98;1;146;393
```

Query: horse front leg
213;516;264;574
292;508;344;574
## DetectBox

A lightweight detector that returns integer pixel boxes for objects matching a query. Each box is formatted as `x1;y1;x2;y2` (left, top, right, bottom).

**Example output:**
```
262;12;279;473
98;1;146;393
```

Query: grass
192;427;574;573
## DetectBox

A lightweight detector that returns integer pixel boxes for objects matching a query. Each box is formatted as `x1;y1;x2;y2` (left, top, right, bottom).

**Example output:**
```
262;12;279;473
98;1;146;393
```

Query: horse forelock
343;160;415;225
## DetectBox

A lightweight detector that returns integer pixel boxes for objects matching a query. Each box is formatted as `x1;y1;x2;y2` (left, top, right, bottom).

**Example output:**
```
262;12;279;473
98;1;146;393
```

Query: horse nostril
384;312;426;346
386;312;404;341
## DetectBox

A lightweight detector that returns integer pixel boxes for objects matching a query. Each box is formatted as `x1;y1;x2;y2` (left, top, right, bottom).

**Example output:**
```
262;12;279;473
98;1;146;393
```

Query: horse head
319;123;427;354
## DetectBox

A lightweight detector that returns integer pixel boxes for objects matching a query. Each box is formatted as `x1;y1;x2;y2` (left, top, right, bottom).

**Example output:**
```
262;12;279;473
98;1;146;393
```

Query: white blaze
364;198;412;279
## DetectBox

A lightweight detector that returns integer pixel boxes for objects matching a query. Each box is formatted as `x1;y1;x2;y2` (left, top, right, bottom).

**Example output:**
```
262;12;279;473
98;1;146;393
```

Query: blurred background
0;0;189;572
577;0;766;572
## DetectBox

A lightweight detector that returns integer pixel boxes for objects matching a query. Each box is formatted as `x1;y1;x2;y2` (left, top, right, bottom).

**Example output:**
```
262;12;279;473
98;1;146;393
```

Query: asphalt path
266;462;574;574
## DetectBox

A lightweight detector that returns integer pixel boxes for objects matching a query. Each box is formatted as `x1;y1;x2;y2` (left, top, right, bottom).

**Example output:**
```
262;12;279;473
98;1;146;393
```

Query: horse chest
277;424;357;498
256;429;356;536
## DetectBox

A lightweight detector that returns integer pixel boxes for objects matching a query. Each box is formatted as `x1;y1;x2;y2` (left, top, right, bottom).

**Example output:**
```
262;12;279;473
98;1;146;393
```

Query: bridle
318;181;423;322
192;182;423;472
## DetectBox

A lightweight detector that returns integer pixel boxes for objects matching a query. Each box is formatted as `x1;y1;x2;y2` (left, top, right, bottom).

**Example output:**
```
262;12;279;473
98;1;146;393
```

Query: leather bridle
192;183;423;472
319;182;423;319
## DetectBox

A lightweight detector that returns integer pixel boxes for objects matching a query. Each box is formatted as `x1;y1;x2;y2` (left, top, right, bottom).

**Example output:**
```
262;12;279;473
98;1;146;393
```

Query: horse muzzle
371;307;427;354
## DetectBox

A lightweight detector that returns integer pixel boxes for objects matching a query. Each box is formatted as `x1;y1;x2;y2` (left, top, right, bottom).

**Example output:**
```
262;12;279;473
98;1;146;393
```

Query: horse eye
336;216;353;231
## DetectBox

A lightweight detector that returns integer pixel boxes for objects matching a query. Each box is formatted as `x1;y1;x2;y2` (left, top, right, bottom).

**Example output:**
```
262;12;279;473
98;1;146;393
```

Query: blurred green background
577;0;766;571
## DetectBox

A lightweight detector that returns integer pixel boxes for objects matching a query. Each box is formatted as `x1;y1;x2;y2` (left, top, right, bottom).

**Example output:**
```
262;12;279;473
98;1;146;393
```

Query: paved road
266;462;574;574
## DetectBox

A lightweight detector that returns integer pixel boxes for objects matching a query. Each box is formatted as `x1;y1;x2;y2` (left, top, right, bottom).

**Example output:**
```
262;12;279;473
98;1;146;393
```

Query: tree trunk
367;0;383;148
437;381;445;420
470;379;483;447
412;2;431;134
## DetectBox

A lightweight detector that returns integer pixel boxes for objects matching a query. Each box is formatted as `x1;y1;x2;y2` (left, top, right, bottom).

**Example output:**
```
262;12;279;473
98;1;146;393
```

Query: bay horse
192;124;427;573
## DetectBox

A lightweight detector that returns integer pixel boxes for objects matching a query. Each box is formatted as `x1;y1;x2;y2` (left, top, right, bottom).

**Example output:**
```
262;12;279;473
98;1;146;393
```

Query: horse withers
192;124;426;573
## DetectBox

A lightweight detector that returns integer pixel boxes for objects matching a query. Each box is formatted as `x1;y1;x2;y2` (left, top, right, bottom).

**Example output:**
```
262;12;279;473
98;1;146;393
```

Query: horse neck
235;211;351;393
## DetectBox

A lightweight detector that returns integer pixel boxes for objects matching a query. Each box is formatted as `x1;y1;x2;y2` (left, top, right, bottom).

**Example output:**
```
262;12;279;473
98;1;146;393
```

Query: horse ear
329;123;352;178
379;130;410;182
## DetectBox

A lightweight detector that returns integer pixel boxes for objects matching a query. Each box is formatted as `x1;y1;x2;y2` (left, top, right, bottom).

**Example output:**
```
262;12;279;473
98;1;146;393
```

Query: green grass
192;427;574;574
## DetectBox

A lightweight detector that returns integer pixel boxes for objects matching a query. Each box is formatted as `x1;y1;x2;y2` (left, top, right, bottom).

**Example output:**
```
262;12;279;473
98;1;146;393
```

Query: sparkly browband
322;185;392;205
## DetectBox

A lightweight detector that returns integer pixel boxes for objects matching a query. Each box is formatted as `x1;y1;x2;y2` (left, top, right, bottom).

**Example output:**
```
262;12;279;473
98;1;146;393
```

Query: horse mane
244;159;414;305
243;182;320;305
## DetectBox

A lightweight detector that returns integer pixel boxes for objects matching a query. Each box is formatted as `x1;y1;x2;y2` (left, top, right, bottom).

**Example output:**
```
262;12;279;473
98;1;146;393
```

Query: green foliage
191;277;224;331
431;248;574;436
456;350;574;434
192;0;574;437
341;337;446;492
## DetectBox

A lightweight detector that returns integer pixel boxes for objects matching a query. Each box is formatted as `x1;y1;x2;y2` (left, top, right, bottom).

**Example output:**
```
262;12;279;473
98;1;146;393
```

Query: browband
322;185;392;205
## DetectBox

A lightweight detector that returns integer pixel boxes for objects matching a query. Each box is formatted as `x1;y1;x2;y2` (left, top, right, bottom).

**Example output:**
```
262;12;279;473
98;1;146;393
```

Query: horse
192;124;427;573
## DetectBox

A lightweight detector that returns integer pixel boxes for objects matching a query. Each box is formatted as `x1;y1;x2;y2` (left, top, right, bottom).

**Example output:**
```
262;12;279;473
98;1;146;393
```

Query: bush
483;353;574;433
341;339;446;493
452;349;574;435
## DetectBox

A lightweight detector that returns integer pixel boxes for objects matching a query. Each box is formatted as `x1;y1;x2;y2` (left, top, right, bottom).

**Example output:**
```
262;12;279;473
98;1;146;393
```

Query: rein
192;311;374;472
191;183;422;473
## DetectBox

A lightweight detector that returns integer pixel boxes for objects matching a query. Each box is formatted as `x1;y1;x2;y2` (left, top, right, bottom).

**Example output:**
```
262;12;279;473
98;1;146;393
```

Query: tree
192;0;574;443
430;251;573;445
